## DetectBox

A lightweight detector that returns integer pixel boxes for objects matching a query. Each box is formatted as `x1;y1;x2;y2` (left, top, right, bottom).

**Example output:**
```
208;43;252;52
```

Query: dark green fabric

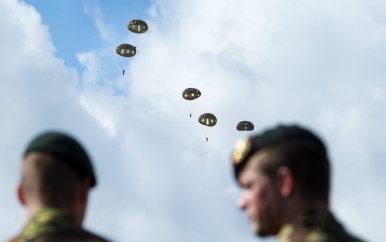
277;209;366;242
24;131;97;187
7;207;111;242
231;124;326;179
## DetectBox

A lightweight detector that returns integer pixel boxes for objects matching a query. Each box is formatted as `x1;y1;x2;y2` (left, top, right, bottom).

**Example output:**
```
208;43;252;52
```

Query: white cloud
83;1;115;43
1;0;386;241
79;91;118;137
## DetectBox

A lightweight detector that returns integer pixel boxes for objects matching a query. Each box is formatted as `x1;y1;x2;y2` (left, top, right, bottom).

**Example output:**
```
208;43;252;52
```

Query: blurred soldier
8;131;111;242
231;124;365;242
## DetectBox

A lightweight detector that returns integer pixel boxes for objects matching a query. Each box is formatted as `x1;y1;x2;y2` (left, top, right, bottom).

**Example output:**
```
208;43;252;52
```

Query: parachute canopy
182;88;201;100
128;19;148;34
116;44;136;57
237;121;254;131
198;113;217;127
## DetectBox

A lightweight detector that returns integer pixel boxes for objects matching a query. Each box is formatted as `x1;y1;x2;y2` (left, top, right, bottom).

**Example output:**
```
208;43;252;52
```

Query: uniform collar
277;209;344;241
19;207;76;239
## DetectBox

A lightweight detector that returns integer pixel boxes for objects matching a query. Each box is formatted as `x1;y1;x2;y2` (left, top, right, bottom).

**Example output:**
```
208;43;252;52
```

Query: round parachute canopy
116;44;136;57
237;121;254;131
182;88;201;100
198;113;217;127
128;19;148;34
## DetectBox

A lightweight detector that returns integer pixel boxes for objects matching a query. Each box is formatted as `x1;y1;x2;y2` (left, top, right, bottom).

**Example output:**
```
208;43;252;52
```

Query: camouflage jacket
7;207;111;242
277;209;365;242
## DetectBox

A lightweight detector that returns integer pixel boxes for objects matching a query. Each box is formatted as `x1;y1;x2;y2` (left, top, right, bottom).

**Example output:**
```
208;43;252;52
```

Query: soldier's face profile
236;153;282;236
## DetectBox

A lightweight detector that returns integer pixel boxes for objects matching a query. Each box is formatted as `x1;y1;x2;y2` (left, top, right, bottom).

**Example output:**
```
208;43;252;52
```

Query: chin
252;224;263;236
256;231;270;237
253;224;272;237
255;230;269;237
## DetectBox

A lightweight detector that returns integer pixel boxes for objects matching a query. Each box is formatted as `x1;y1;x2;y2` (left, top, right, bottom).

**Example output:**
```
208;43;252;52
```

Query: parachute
182;88;201;100
237;121;254;131
128;19;148;34
198;113;217;142
198;113;217;127
116;44;136;57
116;44;136;75
182;88;201;117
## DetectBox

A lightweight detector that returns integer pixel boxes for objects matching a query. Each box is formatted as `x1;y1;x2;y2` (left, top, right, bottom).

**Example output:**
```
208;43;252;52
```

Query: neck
26;201;42;218
26;201;82;227
284;197;329;224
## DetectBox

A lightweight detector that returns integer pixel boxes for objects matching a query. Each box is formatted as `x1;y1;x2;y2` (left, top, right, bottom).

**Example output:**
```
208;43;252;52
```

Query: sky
1;0;386;241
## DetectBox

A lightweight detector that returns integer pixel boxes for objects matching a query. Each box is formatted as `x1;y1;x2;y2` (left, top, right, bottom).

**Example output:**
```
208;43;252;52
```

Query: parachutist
183;88;201;119
199;113;216;143
116;44;135;75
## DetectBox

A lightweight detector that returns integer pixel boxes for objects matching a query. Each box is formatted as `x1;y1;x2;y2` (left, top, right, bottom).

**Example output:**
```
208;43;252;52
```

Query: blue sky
25;0;152;72
1;0;386;241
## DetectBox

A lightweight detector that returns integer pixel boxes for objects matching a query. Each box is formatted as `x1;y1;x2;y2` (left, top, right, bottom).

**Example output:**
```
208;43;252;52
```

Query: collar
277;209;345;241
19;207;76;239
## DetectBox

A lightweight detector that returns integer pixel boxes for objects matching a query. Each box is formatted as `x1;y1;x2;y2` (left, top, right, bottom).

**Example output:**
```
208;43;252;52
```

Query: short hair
24;131;97;187
21;152;83;208
258;139;330;203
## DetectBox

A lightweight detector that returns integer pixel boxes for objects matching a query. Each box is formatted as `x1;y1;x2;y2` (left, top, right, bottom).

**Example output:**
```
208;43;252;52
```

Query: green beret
231;124;326;179
24;131;97;187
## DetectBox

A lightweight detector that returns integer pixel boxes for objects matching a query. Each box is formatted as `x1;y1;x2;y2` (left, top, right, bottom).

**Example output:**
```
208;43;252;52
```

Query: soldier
8;131;111;242
231;124;365;242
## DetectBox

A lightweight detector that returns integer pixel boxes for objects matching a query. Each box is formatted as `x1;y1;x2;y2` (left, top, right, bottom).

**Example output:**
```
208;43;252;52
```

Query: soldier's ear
17;183;26;206
277;166;294;198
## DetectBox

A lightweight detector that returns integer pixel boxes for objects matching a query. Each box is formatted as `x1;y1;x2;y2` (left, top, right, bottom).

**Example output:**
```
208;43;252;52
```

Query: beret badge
232;138;251;165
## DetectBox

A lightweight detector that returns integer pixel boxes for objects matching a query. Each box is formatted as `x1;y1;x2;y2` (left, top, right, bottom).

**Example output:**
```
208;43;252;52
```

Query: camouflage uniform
277;209;365;242
8;207;110;242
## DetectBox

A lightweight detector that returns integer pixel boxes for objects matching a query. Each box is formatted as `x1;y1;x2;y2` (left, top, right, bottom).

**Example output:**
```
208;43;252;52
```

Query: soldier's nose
236;196;247;210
